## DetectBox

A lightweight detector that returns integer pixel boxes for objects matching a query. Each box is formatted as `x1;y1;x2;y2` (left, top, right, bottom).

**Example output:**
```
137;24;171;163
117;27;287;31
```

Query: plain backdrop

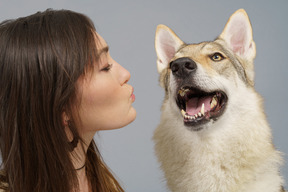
0;0;287;191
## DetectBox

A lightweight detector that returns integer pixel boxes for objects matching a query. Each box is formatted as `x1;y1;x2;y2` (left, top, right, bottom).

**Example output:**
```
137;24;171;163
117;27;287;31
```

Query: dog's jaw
173;85;228;131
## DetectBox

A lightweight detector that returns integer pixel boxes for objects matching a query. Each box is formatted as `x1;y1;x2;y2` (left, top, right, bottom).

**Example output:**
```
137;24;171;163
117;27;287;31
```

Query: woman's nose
118;63;131;85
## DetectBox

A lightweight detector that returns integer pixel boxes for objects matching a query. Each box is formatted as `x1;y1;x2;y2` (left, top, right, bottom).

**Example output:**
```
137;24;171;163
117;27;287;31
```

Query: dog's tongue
186;96;212;116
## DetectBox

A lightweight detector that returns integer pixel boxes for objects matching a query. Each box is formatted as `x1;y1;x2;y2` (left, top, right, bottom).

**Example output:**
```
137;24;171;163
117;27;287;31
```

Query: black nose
170;57;197;77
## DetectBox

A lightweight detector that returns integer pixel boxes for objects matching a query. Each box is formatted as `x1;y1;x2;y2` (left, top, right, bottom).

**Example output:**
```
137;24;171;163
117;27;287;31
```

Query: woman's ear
62;111;74;142
62;111;70;127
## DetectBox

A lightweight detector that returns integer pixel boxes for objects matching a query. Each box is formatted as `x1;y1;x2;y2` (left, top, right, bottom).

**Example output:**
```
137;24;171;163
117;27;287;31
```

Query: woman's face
74;33;136;135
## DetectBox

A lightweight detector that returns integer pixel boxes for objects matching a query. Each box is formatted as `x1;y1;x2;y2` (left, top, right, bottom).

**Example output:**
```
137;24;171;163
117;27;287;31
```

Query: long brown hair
0;9;124;192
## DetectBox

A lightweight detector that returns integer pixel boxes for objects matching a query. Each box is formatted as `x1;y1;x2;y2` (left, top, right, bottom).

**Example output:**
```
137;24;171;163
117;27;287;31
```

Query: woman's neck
76;168;90;192
71;142;87;170
71;139;90;192
71;131;95;170
70;131;96;192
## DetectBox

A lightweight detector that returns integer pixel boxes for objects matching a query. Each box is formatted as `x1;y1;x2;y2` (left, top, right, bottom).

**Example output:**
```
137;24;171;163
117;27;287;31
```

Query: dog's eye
210;53;224;62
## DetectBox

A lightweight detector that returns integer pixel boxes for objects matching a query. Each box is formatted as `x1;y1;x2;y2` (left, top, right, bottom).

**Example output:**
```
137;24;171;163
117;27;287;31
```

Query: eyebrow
98;46;109;56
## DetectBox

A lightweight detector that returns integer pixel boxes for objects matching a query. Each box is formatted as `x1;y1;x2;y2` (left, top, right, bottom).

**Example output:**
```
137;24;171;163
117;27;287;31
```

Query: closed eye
210;52;225;62
101;63;113;72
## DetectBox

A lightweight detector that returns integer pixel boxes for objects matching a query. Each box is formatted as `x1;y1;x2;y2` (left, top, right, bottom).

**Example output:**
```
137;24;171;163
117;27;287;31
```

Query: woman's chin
117;108;137;129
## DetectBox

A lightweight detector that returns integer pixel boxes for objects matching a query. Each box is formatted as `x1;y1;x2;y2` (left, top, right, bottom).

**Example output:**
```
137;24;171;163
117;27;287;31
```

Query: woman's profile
0;9;136;192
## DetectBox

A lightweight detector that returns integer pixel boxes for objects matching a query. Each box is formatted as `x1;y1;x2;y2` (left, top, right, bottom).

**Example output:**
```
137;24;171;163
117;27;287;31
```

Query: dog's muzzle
170;57;228;131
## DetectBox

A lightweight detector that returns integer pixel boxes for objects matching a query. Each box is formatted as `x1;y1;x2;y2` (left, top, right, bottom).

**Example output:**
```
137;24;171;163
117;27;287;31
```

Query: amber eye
210;53;224;61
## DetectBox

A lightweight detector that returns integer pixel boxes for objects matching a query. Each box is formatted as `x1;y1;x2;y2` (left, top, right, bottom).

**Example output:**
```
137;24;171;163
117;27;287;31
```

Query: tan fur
154;9;284;192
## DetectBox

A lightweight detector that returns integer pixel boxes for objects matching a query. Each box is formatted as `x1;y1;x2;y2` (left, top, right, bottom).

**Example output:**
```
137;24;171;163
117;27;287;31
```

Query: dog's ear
219;9;256;61
155;24;184;73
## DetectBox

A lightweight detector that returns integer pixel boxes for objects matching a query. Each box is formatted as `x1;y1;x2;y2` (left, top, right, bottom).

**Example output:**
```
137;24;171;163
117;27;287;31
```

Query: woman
0;9;136;192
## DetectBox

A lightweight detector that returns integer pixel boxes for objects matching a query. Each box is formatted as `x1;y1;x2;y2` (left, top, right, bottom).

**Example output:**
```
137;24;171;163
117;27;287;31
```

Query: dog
153;9;285;192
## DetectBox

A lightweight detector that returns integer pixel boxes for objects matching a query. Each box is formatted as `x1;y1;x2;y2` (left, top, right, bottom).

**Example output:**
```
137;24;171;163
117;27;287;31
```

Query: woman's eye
210;53;225;62
101;64;113;72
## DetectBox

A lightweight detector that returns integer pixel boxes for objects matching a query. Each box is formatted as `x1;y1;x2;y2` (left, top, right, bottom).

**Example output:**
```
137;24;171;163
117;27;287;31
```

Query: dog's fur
153;9;284;192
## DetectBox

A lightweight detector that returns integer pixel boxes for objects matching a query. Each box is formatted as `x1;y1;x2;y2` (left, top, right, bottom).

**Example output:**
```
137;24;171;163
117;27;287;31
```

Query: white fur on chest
153;101;283;192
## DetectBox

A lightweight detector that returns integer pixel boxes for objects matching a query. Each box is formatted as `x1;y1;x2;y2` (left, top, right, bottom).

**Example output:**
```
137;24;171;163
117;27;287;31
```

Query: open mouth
176;87;228;128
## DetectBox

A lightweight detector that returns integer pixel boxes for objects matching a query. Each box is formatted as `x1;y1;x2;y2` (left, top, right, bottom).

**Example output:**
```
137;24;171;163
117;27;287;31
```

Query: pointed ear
219;9;256;61
155;24;184;73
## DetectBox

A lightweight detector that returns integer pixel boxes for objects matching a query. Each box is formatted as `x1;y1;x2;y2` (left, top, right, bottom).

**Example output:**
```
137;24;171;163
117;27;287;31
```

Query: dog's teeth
201;103;205;115
181;109;186;117
179;90;185;97
179;88;189;97
211;95;218;109
198;112;202;117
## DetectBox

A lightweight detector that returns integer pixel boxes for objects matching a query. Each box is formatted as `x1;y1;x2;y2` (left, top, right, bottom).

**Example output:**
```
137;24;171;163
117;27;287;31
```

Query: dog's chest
154;125;238;191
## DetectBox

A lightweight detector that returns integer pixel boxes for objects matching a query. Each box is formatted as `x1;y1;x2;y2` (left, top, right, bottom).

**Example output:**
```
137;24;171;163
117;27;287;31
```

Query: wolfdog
153;9;285;192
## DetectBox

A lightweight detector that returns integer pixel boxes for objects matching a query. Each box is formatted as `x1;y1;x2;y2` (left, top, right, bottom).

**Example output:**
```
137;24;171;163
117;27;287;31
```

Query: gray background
0;0;287;191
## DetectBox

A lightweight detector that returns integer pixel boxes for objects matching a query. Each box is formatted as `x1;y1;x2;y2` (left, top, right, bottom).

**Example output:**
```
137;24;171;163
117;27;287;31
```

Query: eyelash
101;64;113;72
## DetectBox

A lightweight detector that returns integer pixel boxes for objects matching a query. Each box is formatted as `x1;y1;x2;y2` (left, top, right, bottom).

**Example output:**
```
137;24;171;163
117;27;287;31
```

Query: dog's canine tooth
181;109;186;117
201;103;205;115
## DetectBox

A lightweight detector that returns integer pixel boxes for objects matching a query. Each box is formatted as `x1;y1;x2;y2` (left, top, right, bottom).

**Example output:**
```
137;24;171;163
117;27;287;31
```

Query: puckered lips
176;86;228;129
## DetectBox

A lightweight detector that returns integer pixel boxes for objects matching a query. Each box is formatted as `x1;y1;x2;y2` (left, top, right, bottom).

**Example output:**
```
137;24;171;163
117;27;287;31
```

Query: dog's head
155;9;256;131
